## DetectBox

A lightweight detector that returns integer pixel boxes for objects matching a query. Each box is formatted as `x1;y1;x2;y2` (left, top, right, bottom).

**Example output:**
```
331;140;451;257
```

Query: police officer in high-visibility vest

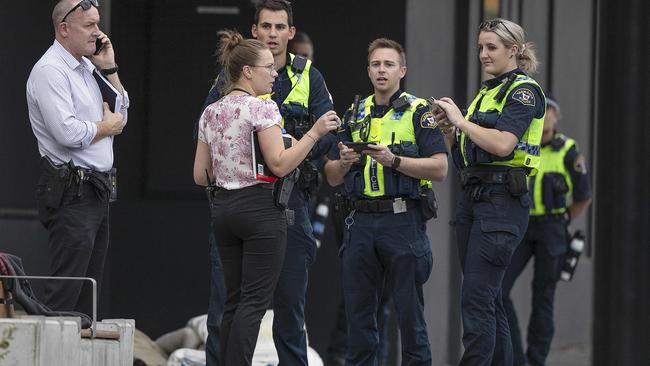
501;96;592;366
433;19;546;365
325;38;448;365
196;1;339;365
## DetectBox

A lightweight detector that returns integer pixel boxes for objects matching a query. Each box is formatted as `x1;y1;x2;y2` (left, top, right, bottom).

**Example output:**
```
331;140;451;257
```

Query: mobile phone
343;141;376;153
427;97;444;114
94;38;105;55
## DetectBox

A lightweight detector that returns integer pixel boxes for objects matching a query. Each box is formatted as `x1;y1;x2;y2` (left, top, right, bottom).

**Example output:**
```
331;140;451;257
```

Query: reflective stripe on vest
461;75;545;175
530;134;576;216
259;53;311;127
350;92;429;197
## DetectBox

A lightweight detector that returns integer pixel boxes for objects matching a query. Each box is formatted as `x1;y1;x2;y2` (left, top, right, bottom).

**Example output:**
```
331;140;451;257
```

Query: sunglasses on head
479;19;518;42
61;0;100;23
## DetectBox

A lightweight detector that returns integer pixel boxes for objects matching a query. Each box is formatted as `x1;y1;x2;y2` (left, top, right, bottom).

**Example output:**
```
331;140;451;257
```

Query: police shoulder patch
420;111;438;129
573;154;588;175
511;88;536;107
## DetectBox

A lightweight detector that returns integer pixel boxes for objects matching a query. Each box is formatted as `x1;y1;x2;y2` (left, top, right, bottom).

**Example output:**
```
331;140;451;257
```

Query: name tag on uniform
393;198;407;214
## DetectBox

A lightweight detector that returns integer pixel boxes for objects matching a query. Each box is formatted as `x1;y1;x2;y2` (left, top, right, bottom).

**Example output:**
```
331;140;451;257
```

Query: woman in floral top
193;30;338;365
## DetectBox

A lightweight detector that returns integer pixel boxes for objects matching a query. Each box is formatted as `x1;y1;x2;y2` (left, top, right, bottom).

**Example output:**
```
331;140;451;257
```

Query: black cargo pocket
36;175;67;209
409;238;433;284
479;220;520;267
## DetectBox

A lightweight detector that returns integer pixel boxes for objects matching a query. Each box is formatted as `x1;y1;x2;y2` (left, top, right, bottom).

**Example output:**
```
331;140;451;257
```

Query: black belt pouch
38;157;69;209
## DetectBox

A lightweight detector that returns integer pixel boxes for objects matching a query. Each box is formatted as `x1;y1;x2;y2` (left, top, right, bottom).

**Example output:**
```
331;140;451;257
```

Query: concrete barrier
0;316;134;366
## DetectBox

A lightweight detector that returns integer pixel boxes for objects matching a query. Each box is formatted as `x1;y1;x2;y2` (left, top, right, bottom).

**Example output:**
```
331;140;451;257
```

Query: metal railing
0;275;97;338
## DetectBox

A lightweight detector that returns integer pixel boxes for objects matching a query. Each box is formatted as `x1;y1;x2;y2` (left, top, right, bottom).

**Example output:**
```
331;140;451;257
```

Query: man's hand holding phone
91;33;117;71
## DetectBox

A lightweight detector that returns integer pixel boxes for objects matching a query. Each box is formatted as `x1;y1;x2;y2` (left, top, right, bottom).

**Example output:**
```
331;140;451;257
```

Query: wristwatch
100;64;119;76
391;155;402;170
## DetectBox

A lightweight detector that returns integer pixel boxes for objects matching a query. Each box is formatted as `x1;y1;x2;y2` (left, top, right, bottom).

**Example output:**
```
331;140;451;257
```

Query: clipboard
251;130;292;183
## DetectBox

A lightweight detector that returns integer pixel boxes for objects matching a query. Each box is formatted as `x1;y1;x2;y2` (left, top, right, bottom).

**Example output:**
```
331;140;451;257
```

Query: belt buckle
392;197;407;214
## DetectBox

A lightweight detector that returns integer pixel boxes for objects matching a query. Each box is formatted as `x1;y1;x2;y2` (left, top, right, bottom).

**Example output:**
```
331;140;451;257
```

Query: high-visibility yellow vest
350;92;430;197
259;53;311;127
461;74;545;175
530;133;576;216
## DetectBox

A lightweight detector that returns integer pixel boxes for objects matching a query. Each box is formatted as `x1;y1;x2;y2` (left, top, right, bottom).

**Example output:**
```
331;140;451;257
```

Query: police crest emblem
512;88;535;106
420;111;438;129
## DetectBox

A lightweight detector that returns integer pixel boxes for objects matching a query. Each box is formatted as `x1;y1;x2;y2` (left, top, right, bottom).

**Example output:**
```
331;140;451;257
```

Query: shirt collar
482;68;525;89
52;40;96;73
372;89;403;107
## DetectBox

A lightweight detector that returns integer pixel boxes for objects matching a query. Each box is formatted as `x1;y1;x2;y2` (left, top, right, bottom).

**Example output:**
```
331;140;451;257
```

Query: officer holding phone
26;0;129;317
324;38;447;365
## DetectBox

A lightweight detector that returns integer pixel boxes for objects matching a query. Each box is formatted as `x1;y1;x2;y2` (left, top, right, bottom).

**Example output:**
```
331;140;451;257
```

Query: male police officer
324;38;447;365
197;1;337;364
502;96;592;366
26;0;128;317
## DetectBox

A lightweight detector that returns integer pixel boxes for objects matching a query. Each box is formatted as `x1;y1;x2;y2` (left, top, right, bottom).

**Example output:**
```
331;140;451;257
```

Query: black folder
92;70;119;113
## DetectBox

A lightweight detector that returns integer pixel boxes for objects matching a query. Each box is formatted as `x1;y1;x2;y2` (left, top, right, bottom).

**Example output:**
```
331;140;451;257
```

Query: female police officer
433;19;546;365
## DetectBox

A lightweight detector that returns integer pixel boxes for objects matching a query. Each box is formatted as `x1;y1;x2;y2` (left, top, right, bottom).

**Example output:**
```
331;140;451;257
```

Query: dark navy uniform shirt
328;90;448;160
195;55;335;159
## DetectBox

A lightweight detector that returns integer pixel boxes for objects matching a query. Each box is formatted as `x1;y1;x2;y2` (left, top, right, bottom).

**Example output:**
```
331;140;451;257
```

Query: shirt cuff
120;89;130;111
81;120;98;148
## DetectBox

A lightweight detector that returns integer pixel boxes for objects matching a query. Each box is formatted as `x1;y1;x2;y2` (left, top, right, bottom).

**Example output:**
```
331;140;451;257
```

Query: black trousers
37;179;110;318
210;184;287;366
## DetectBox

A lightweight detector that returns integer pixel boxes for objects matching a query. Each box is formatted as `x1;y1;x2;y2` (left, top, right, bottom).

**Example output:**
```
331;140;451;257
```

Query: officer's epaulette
550;133;567;151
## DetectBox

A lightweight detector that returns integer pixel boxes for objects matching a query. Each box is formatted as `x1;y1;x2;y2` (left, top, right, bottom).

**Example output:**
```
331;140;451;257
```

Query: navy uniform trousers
455;183;530;366
502;219;568;366
205;188;315;366
272;188;318;365
341;207;433;366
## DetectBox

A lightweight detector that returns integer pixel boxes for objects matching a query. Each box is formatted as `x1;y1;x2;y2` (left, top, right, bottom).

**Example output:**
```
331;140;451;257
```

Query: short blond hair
368;38;406;66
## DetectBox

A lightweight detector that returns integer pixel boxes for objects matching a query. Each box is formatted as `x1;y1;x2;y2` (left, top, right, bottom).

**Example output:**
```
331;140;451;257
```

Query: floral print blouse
198;95;281;189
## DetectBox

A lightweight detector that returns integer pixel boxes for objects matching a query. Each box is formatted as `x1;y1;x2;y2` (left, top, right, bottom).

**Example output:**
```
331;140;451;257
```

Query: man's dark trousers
273;189;317;365
37;179;109;318
502;220;567;366
341;208;433;366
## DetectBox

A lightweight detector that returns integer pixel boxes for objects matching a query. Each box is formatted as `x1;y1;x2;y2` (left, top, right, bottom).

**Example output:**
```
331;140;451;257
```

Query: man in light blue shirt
26;0;129;318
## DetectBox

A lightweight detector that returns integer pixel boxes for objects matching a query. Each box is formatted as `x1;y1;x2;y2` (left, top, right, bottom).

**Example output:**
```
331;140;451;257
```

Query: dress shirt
26;40;129;171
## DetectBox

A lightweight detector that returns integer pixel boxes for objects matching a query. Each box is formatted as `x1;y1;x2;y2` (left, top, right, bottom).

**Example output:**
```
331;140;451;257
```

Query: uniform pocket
409;237;433;284
479;220;520;267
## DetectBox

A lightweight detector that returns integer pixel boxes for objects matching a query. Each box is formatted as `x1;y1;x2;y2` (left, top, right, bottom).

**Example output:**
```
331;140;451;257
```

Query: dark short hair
368;38;406;66
254;0;293;27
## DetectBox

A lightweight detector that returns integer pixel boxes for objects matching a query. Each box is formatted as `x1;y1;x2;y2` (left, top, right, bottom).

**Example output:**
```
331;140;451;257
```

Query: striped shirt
26;40;129;172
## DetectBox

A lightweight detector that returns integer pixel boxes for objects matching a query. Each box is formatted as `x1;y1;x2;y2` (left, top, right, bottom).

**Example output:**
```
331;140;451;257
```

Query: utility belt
38;156;117;208
459;166;529;196
529;213;569;223
352;197;419;214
